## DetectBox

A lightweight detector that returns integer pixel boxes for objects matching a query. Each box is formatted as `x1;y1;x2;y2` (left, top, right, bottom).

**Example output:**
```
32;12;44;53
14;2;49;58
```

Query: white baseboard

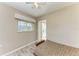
2;40;37;56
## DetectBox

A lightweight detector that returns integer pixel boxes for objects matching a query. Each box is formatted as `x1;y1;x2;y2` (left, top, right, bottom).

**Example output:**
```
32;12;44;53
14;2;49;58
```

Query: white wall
40;4;79;48
0;4;36;55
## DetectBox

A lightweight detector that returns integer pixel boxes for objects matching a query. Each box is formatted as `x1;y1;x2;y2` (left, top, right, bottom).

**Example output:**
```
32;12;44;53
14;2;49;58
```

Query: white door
38;20;47;41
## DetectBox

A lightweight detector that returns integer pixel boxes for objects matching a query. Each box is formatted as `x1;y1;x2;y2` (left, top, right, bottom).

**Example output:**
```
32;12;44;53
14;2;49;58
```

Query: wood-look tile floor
8;44;35;56
8;40;79;56
34;40;79;56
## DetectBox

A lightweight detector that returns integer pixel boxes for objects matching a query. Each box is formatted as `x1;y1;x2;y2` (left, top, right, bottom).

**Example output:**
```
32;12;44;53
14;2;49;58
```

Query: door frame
37;20;47;41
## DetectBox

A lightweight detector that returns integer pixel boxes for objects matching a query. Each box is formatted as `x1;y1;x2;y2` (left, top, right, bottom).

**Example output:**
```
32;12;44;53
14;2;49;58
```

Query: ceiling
4;2;76;18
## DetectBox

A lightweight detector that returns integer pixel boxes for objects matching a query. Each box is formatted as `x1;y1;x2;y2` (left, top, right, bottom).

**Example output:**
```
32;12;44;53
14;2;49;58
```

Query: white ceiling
4;2;76;18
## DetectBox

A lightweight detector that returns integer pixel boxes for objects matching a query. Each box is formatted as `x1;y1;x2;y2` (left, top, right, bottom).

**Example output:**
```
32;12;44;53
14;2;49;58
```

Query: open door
38;20;47;42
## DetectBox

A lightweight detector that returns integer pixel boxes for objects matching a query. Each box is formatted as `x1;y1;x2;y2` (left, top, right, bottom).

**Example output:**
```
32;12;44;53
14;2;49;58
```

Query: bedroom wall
40;4;79;48
0;4;36;55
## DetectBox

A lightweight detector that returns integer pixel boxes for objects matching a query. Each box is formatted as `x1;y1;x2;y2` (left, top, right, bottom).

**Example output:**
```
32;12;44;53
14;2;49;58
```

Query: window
18;21;33;32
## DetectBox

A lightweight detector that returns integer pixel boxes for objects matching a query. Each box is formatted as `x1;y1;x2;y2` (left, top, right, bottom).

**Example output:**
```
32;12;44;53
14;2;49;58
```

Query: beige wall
0;4;36;55
40;4;79;48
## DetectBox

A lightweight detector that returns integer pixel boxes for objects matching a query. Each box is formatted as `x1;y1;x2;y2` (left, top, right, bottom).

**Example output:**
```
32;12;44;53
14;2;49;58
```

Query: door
38;20;47;41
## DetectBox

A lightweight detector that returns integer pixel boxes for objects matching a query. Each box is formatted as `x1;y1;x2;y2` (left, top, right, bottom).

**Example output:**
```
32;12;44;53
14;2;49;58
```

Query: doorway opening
38;20;47;42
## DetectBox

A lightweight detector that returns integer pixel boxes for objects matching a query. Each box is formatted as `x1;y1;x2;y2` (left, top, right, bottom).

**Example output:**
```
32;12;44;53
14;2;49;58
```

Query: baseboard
48;39;79;48
2;40;37;56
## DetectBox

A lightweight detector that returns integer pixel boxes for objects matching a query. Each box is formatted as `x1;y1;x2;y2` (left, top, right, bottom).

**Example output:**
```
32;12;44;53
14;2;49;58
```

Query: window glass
18;21;33;32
